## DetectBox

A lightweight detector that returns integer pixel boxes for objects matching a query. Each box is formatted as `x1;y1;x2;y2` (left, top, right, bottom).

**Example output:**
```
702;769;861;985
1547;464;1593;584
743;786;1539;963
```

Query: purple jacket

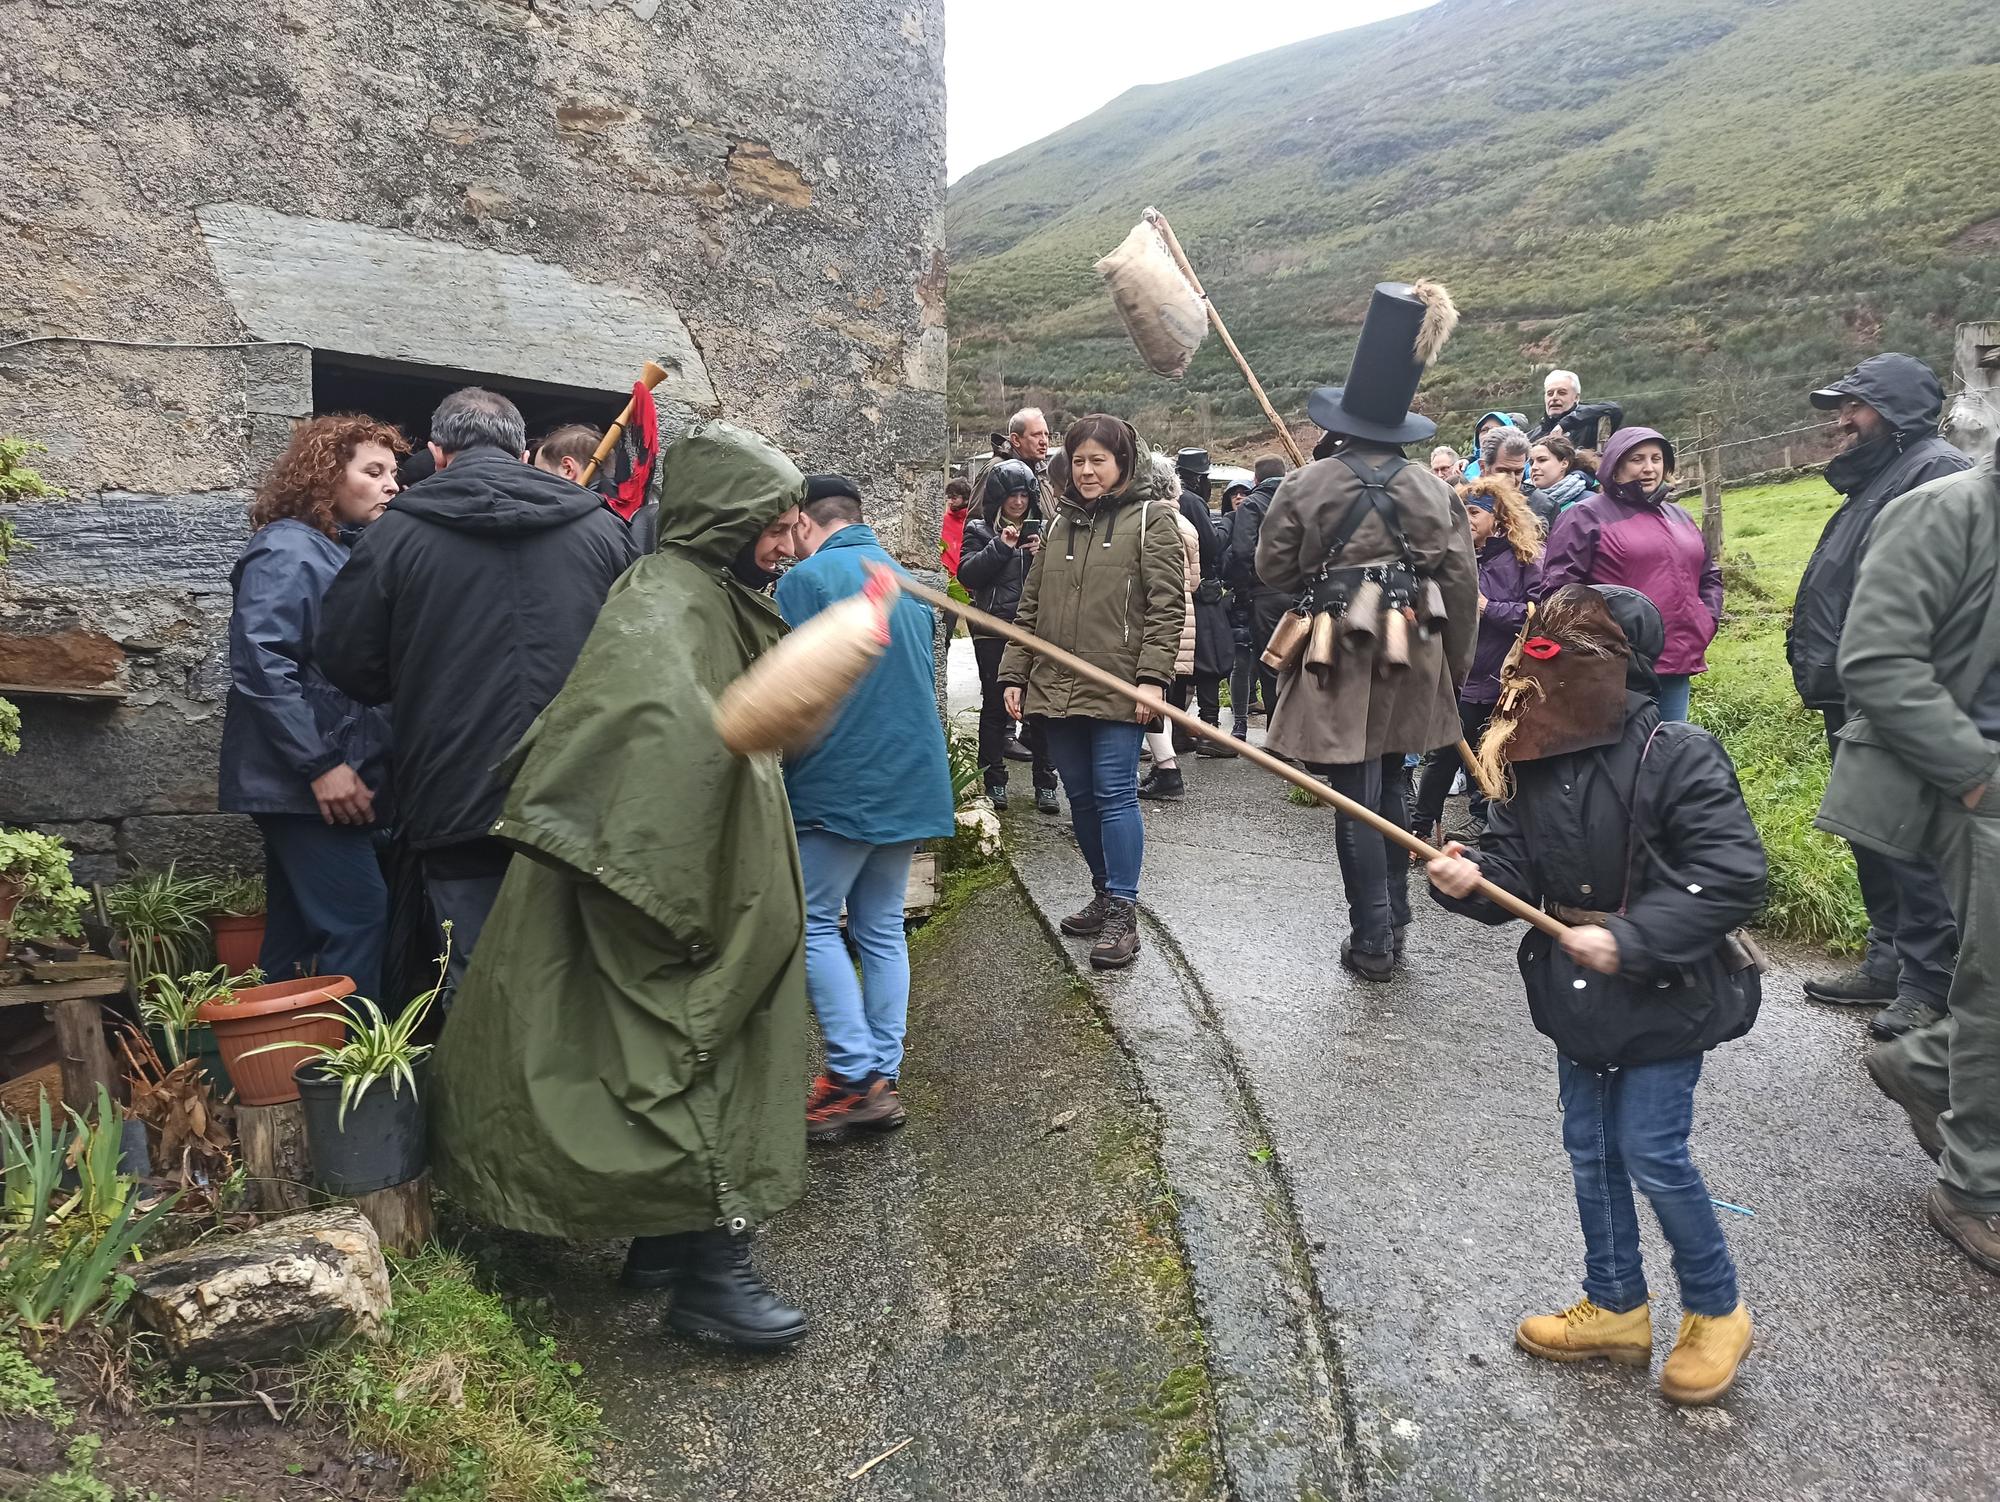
1465;538;1541;704
1538;428;1722;677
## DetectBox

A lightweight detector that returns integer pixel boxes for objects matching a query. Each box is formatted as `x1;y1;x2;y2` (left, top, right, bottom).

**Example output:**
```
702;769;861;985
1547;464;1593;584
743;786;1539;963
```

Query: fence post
1697;412;1724;562
1949;321;2000;460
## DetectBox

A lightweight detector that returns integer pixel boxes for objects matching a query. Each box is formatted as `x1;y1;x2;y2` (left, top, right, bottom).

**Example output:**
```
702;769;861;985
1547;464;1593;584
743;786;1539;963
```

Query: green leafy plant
106;866;216;998
1;1088;177;1334
0;437;59;509
247;933;447;1128
0;828;89;946
208;872;266;917
946;722;983;805
136;965;259;1067
0;698;19;758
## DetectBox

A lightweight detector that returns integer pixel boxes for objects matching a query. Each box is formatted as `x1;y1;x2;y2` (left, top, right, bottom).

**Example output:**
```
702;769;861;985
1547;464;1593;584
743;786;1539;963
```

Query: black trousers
1411;700;1495;835
1823;705;1957;1006
1306;754;1413;954
973;635;1056;790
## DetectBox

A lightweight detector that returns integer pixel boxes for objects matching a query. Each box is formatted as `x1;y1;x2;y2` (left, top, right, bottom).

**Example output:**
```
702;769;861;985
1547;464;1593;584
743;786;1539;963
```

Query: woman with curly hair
219;414;406;1000
1411;474;1544;844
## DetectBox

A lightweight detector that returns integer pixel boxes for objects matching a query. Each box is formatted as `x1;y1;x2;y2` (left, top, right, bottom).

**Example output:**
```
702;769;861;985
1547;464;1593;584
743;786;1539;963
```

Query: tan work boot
1659;1303;1753;1405
1515;1298;1652;1366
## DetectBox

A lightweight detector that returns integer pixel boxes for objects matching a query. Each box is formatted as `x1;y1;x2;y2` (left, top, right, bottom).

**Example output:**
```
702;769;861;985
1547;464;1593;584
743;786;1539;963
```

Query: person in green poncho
432;421;813;1351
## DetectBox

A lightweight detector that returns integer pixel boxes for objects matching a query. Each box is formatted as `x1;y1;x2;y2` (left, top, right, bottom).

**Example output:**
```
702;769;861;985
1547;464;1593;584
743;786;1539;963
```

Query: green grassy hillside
947;0;2000;468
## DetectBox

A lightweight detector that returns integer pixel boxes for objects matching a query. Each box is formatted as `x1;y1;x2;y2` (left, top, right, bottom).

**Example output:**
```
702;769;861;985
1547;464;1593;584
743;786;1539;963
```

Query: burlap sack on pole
715;566;900;757
1095;219;1207;379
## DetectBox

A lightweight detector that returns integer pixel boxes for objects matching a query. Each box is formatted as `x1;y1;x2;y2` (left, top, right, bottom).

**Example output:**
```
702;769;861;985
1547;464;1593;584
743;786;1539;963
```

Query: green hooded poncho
431;422;809;1239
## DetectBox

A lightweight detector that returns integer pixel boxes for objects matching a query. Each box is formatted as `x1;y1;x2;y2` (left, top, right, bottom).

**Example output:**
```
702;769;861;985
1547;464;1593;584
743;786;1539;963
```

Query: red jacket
940;505;969;576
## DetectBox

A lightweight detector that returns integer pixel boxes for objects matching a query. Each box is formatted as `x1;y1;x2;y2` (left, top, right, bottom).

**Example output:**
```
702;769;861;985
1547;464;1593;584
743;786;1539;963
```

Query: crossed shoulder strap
1318;451;1412;568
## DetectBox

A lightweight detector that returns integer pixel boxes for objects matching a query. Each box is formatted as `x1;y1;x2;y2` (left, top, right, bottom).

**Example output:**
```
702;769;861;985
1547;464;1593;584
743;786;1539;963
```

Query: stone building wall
0;0;948;883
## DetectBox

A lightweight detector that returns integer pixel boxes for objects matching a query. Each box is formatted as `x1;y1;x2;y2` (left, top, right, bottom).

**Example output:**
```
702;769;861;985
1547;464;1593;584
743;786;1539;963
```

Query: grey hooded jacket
1787;354;1972;711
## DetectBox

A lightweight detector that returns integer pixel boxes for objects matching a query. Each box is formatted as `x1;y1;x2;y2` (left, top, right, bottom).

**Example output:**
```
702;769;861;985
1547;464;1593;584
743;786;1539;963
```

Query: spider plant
105;865;216;998
208;873;266;917
244;932;447;1129
138;965;260;1066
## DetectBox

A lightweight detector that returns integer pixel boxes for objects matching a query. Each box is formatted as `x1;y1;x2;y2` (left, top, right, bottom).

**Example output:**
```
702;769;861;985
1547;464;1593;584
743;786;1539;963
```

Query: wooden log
51;996;117;1107
348;1172;434;1256
18;954;125;982
239;1100;313;1212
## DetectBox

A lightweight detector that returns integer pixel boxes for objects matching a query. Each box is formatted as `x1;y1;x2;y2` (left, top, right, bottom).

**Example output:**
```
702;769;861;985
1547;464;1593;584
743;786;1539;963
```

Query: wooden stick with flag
580;360;670;513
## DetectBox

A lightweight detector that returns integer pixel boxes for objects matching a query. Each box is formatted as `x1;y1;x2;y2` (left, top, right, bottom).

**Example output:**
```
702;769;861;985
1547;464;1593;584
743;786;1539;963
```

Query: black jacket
956;504;1039;628
316;446;637;850
1178;486;1234;677
1528;400;1623;450
219;519;392;819
1432;697;1767;1068
1788;365;1973;711
1225;477;1283;597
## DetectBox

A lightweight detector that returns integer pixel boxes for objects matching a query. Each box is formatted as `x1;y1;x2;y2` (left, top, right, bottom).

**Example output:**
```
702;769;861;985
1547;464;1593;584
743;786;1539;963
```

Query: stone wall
0;0;948;879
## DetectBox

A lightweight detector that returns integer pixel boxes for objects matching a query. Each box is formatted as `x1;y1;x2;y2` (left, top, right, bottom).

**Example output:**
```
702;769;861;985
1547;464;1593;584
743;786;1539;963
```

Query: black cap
1810;371;1865;410
1175;447;1211;475
990;459;1037;497
803;473;862;505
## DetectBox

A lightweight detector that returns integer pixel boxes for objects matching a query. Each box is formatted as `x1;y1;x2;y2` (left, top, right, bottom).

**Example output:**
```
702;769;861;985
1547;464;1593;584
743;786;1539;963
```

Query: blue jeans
1558;1054;1739;1317
254;814;388;1003
798;831;916;1085
1041;717;1147;902
1656;674;1692;722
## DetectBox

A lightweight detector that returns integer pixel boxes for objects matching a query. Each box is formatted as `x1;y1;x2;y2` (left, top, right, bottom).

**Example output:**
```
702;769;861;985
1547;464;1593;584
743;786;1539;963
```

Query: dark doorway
311;352;625;455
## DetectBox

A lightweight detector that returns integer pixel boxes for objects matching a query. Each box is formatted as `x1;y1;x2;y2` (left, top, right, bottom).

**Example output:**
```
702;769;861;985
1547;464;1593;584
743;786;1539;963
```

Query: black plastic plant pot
294;1059;428;1196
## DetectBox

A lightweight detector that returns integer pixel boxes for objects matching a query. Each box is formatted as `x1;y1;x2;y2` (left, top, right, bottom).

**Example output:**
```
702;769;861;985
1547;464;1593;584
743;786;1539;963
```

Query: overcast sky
946;0;1435;183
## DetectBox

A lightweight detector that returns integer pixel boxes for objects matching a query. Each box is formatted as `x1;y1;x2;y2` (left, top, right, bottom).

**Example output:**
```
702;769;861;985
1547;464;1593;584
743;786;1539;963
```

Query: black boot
621;1235;680;1291
1138;766;1185;801
664;1231;809;1351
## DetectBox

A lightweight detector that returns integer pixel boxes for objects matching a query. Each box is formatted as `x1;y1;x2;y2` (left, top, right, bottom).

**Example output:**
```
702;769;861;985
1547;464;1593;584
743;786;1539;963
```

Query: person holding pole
1426;584;1766;1405
1254;281;1479;980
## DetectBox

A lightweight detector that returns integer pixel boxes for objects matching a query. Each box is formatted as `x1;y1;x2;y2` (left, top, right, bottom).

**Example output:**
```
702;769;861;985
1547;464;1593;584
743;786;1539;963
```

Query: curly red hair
250;414;410;537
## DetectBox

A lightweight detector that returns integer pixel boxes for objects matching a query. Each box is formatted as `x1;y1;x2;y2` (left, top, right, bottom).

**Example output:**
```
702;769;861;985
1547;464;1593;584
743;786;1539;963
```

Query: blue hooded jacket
775;525;956;846
1461;411;1520;480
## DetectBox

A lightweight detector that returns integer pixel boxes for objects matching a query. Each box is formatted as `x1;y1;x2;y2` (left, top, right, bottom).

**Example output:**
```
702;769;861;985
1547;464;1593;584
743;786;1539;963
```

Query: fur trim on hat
1410;280;1459;366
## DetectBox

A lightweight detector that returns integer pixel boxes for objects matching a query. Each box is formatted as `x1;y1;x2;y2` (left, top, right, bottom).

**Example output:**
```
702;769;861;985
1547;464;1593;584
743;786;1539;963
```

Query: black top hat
1174;447;1210;475
1308;280;1458;447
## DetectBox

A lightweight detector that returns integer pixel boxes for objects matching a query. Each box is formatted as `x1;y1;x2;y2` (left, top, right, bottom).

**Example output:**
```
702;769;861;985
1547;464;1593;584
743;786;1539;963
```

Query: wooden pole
1144;209;1309;471
52;998;117;1111
1696;413;1724;562
578;359;672;486
897;575;1566;938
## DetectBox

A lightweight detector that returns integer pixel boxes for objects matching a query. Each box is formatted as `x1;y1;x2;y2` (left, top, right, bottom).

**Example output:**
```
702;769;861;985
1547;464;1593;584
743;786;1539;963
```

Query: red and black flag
592;379;659;521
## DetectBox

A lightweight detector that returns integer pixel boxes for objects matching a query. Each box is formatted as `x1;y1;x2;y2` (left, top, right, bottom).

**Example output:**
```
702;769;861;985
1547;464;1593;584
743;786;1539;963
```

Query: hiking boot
986;782;1009;813
1003;736;1034;762
1089;899;1141;970
850;1076;908;1133
1340;937;1395;983
1138;767;1185;801
620;1235;680;1292
1196;737;1237;758
1864;1045;1945;1162
1802;965;1896;1006
1659;1303;1753;1405
663;1231;809;1351
1061;891;1116;937
805;1073;868;1143
1035;786;1061;816
1870;997;1945;1042
1926;1183;2000;1275
1515;1297;1652;1366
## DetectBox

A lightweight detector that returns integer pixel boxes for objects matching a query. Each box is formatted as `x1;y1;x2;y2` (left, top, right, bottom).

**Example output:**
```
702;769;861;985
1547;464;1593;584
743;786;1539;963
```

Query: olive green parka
996;425;1187;719
431;423;810;1239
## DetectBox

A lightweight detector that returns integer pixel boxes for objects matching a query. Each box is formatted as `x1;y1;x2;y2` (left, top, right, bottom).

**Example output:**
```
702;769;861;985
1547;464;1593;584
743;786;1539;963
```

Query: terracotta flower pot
210;912;266;975
0;876;20;967
197;975;354;1106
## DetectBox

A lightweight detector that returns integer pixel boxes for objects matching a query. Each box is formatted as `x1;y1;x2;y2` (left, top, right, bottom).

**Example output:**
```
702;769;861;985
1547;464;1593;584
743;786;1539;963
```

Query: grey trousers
1872;800;2000;1212
423;871;506;1005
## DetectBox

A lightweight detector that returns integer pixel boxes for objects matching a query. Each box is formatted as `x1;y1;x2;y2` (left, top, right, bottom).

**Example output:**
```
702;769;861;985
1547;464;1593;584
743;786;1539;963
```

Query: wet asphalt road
951;642;2000;1501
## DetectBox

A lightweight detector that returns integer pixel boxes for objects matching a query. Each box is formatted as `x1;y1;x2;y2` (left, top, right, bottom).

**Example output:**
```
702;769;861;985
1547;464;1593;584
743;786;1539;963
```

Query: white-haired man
979;407;1054;762
1529;370;1624;450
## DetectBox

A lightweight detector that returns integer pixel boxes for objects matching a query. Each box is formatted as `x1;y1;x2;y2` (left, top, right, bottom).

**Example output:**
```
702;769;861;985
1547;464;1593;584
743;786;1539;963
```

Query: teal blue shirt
774;525;955;845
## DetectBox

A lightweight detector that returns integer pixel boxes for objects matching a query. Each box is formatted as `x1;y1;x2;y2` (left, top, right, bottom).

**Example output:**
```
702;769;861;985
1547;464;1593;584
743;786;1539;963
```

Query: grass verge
295;1247;599;1502
1687;476;1867;950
